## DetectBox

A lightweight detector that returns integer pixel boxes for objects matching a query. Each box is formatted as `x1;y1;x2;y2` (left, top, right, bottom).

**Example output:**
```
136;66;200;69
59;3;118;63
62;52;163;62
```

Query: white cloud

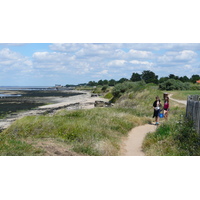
128;49;153;58
97;70;108;75
107;60;127;66
0;48;33;72
158;50;197;63
129;60;153;66
175;50;197;60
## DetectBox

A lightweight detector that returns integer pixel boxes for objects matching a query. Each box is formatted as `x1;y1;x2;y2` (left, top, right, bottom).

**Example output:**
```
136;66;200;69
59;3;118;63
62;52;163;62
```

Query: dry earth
121;124;157;156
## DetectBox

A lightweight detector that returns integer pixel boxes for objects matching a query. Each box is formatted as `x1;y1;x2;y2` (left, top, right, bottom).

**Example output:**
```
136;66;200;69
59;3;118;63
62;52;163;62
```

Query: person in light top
153;96;162;125
163;96;169;120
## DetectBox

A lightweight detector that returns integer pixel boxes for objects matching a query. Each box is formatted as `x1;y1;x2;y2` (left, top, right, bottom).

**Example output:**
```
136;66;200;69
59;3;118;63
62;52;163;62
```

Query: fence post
186;95;200;134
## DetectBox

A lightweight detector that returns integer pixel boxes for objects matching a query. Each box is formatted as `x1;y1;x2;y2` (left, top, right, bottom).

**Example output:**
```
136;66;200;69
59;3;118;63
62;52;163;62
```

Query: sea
0;86;56;97
0;86;54;91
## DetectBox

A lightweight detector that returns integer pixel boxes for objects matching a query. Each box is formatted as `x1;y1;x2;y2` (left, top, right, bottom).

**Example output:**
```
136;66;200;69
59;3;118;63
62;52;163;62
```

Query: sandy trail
121;94;187;156
168;94;187;105
121;124;157;156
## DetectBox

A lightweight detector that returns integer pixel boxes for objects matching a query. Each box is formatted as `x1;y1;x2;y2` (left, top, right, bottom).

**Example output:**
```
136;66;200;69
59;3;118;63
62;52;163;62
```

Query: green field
169;90;200;100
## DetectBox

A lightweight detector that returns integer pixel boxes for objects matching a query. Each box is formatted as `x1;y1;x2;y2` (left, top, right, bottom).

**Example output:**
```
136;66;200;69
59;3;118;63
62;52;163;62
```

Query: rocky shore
0;90;108;131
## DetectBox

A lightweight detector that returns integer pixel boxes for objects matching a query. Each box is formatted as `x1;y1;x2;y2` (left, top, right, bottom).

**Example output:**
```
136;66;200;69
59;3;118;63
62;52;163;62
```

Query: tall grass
115;86;163;117
170;90;200;100
1;108;150;156
142;109;200;156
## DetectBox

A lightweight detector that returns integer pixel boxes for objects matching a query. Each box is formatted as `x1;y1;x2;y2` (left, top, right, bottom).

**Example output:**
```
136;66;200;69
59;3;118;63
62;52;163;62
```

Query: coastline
0;90;108;130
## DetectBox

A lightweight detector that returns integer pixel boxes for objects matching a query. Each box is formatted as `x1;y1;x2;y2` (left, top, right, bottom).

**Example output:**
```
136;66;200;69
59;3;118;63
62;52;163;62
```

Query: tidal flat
0;89;84;118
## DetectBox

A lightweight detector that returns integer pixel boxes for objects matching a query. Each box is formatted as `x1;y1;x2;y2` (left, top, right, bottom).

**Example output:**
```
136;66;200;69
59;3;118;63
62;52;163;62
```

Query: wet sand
0;90;108;130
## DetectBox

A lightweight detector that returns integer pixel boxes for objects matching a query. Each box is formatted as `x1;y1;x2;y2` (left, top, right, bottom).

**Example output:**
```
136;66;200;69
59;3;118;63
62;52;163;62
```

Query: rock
94;101;112;107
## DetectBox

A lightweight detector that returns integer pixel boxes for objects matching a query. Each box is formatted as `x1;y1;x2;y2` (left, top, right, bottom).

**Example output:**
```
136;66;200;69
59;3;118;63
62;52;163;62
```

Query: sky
0;43;200;86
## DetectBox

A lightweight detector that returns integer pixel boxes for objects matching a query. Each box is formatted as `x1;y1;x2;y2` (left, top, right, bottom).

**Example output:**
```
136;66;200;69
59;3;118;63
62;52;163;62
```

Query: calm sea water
0;86;53;91
0;86;56;97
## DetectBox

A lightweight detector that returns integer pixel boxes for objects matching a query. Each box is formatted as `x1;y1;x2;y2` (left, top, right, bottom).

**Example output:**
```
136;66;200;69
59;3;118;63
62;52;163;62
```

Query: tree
88;81;97;86
179;76;189;83
141;70;158;84
169;74;179;80
108;79;116;86
118;78;129;84
130;72;141;82
102;79;109;85
190;74;200;83
97;80;104;85
158;77;169;84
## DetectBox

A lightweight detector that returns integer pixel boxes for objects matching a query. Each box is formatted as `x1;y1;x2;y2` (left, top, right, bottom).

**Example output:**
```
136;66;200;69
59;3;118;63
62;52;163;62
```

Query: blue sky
0;43;200;86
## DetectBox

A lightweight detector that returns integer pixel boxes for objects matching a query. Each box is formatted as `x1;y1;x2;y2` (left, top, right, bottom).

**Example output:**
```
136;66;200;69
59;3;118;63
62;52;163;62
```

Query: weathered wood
186;95;200;134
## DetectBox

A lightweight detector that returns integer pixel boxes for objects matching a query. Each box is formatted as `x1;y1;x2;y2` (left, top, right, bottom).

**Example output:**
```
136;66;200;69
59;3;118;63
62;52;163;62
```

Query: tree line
87;70;200;86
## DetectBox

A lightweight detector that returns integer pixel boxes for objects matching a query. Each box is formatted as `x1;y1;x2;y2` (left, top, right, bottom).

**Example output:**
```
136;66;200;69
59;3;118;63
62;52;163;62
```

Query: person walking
163;96;169;120
153;96;162;125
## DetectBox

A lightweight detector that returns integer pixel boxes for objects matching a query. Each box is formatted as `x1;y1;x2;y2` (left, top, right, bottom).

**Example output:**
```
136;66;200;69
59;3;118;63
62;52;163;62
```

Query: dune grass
142;114;200;156
1;107;150;156
169;90;200;100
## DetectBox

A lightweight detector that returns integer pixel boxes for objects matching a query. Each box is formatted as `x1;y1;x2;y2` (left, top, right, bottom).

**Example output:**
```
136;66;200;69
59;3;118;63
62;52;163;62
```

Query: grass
143;115;200;156
2;85;199;156
169;90;200;100
142;98;200;156
115;85;165;117
1;107;150;156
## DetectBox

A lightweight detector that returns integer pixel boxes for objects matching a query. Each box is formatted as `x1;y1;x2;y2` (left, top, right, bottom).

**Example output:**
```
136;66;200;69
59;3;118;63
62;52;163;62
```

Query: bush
102;85;108;92
189;83;200;90
112;81;146;98
159;79;190;90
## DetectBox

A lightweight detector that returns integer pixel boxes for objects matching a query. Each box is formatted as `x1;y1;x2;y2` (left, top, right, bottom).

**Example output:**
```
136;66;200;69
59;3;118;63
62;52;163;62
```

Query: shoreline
0;90;108;131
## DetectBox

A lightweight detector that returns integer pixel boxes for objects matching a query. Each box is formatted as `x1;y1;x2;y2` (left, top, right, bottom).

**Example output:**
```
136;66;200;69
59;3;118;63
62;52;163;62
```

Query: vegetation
159;79;191;90
143;116;200;156
86;71;200;88
1;69;200;156
169;90;200;100
1;108;150;156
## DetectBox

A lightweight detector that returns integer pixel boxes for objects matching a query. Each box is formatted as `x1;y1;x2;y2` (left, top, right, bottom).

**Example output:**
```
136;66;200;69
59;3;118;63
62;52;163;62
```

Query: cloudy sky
0;43;200;86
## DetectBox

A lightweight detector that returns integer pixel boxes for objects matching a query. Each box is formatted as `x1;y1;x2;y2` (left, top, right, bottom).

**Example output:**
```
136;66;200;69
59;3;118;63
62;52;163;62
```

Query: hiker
163;96;169;120
153;96;162;125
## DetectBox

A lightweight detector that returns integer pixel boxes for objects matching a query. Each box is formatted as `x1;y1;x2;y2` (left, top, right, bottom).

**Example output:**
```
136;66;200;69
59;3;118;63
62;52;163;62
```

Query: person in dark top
153;96;162;125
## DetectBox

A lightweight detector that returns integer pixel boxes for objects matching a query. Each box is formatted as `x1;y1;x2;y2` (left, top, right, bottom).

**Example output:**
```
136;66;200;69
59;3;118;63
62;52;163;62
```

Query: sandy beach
0;90;108;130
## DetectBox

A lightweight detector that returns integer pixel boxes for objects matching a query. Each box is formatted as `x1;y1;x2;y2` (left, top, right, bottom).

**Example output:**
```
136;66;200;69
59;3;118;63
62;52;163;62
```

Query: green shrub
143;116;200;156
159;79;190;90
112;81;146;98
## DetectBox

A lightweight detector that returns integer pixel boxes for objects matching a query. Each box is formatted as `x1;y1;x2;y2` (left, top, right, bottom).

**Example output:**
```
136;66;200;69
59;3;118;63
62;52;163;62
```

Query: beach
0;89;108;130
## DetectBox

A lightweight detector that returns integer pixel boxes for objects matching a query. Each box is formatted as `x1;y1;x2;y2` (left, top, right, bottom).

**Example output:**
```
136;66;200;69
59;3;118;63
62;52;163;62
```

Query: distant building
196;80;200;83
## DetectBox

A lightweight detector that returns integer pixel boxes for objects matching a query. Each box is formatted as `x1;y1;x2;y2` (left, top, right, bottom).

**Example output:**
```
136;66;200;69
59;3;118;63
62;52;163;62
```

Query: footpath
121;94;187;156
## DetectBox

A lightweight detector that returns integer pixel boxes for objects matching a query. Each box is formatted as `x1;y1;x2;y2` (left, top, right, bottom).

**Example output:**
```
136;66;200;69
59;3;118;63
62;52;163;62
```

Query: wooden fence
186;95;200;134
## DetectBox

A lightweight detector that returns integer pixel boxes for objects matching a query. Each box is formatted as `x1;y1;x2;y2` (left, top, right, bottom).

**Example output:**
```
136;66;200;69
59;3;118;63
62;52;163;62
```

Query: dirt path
168;94;187;105
121;94;187;156
121;124;157;156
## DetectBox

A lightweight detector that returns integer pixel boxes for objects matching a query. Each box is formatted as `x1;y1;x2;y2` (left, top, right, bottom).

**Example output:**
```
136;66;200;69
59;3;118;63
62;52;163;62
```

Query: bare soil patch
121;124;157;156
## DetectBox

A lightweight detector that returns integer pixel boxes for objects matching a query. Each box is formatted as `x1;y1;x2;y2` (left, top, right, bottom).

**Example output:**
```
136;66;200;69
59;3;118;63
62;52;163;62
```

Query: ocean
0;86;54;91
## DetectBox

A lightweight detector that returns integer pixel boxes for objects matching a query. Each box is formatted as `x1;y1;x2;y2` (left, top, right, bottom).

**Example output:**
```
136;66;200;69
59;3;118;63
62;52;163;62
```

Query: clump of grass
2;107;149;156
115;87;163;117
143;115;200;156
0;134;44;156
